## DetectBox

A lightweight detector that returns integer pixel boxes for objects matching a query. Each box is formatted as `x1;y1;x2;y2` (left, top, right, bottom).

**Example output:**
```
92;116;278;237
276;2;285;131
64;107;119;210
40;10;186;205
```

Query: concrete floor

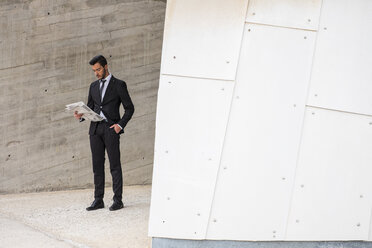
0;185;152;248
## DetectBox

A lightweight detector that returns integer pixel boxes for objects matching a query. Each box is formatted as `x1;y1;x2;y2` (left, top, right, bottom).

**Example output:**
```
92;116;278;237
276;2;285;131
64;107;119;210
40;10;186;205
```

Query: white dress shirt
99;73;112;120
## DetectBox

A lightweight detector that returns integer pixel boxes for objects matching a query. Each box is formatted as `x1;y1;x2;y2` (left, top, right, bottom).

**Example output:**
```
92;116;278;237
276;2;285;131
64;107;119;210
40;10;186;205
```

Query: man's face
92;63;108;80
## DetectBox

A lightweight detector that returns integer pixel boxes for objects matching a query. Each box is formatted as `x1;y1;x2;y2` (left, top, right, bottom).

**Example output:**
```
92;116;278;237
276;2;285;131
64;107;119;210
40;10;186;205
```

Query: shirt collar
101;73;112;83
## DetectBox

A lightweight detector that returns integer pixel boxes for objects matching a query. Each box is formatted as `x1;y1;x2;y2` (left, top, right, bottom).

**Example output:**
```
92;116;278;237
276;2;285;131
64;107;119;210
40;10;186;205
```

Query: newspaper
65;101;104;122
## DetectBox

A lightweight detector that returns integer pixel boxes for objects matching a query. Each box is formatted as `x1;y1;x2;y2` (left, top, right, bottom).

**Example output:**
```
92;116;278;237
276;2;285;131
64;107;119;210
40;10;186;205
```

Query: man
74;55;134;211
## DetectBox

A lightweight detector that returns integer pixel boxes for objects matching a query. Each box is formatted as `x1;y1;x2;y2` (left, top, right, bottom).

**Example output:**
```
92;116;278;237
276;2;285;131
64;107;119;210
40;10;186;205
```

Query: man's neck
102;73;112;82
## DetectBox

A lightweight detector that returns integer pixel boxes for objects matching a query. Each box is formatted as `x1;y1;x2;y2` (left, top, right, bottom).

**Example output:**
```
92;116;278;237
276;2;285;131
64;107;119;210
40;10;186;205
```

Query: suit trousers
89;121;123;202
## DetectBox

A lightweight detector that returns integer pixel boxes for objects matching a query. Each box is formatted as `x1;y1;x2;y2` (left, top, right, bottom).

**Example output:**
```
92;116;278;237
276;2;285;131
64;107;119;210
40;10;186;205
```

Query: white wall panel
148;75;234;239
307;0;372;116
206;24;316;240
160;0;249;80
287;107;372;240
246;0;322;30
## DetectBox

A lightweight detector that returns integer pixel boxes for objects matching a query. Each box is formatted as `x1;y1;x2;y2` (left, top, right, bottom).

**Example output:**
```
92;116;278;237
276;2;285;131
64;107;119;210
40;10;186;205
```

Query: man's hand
110;124;122;134
74;111;83;120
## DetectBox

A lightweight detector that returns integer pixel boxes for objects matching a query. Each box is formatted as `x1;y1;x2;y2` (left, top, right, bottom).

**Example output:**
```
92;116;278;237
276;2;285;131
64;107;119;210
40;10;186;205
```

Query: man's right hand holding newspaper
74;111;84;120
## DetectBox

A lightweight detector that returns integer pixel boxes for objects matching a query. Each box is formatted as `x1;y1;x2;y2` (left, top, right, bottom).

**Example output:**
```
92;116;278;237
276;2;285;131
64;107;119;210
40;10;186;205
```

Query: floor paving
0;185;152;248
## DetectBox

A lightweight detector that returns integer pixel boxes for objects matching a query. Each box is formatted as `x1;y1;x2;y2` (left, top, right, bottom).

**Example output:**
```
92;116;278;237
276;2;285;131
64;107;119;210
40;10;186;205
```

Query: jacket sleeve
87;84;94;110
117;81;135;129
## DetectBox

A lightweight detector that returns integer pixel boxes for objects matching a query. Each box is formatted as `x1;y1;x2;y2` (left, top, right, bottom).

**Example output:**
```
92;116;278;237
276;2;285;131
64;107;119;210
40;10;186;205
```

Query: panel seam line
203;1;251;238
283;0;325;238
245;21;318;32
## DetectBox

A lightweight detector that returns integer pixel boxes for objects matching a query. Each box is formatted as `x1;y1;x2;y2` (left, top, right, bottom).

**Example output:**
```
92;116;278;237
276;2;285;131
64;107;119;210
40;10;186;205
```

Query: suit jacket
85;76;135;135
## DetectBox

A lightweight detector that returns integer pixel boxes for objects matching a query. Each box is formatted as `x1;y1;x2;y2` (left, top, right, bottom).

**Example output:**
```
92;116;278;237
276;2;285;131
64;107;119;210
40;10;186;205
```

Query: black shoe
86;199;104;211
109;201;124;211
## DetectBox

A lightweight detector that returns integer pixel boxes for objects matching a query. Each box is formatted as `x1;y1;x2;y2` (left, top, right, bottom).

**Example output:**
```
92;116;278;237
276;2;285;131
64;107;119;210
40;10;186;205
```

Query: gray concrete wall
0;0;166;194
152;238;372;248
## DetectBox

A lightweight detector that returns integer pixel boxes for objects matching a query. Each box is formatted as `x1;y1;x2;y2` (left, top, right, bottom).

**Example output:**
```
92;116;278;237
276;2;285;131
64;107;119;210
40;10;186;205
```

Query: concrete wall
0;0;166;194
153;238;372;248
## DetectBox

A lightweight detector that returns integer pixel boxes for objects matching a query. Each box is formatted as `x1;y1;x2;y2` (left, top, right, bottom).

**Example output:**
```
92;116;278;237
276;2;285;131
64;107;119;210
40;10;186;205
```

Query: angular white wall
149;0;372;241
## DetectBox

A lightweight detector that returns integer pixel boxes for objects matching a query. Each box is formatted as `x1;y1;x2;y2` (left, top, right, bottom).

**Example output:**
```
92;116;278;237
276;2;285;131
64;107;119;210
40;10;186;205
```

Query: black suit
85;76;134;202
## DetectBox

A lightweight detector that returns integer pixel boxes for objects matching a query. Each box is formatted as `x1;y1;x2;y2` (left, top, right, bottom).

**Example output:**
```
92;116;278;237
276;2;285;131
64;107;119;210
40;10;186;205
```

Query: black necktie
99;79;106;100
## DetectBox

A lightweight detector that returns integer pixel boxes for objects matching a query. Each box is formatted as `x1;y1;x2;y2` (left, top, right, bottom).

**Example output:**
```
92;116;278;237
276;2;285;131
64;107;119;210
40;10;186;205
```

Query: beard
101;68;108;79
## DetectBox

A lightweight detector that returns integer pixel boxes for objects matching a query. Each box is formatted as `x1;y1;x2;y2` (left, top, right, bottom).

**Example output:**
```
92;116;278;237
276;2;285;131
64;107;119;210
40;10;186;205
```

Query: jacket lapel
93;80;101;104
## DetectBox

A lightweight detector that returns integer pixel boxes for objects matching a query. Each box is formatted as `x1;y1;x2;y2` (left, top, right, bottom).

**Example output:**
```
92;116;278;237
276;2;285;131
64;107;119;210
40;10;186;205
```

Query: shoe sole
109;205;124;211
86;205;104;211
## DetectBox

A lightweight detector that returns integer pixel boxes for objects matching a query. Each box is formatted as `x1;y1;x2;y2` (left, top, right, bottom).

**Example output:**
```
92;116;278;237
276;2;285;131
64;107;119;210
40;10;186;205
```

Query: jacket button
100;106;102;109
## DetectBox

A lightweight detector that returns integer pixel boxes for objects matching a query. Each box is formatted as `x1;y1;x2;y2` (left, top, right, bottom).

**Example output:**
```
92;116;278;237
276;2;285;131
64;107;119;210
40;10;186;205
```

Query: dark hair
89;55;107;67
